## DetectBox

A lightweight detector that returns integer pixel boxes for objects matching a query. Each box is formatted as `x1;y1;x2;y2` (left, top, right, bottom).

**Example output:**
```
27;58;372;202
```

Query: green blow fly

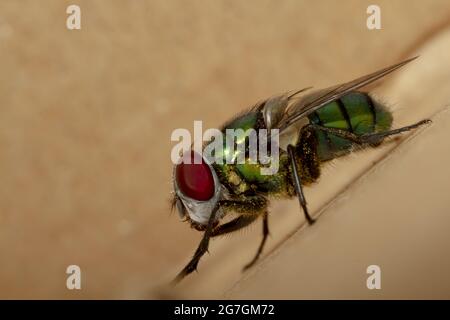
171;57;431;283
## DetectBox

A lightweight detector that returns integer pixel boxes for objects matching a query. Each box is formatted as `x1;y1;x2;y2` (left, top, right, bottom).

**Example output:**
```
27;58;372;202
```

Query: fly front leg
172;205;219;285
211;213;260;237
173;195;269;284
218;195;268;214
311;119;431;145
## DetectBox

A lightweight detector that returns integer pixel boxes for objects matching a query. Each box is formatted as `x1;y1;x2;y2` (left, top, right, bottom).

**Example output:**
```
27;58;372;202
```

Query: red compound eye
176;151;215;201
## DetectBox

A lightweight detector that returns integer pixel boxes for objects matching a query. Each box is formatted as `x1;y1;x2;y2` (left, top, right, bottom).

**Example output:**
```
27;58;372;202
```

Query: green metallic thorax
211;110;292;196
211;92;393;197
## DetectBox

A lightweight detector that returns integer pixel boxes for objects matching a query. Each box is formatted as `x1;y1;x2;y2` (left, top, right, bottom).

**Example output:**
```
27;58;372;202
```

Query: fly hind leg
311;119;431;145
288;125;322;225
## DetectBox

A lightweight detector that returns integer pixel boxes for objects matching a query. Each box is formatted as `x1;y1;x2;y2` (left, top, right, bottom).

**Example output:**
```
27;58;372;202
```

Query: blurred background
0;0;449;299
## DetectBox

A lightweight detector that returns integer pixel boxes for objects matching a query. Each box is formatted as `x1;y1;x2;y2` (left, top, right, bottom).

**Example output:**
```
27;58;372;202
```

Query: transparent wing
275;57;418;133
256;87;312;131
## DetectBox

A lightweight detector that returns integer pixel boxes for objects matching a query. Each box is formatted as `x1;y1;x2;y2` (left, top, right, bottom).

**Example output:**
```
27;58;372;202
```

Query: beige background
0;0;449;299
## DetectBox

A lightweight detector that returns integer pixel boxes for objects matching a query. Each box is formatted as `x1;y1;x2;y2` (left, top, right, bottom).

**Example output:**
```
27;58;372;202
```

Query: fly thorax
223;168;250;195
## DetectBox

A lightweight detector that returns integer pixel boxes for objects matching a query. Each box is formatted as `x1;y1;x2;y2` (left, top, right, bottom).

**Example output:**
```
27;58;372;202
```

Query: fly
170;57;431;284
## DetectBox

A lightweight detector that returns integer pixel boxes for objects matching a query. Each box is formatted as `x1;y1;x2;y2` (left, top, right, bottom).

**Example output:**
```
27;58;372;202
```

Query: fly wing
258;87;312;130
275;57;418;133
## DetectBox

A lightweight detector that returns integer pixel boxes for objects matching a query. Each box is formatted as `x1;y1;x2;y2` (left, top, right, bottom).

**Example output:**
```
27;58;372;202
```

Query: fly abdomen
308;91;393;161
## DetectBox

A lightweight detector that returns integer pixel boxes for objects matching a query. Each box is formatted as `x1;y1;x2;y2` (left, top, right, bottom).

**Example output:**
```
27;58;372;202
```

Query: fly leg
212;197;270;271
211;211;269;270
172;205;219;285
288;145;315;225
243;211;269;271
287;125;321;225
218;195;268;214
211;213;260;237
173;196;268;283
311;119;431;145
